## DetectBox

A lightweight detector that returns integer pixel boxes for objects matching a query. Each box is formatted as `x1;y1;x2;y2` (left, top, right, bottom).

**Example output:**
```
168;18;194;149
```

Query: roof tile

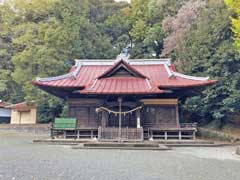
33;60;216;94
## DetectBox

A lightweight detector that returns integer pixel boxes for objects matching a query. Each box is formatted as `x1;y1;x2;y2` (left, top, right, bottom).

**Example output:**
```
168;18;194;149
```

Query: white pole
136;109;141;128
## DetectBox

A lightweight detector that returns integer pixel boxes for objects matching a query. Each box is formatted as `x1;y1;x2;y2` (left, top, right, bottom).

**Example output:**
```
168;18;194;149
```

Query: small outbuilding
7;102;37;124
0;100;12;123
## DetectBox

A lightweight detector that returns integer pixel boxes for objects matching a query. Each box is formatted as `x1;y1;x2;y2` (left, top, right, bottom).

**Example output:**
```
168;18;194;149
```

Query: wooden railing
143;123;198;140
143;123;197;129
98;127;143;142
180;123;197;128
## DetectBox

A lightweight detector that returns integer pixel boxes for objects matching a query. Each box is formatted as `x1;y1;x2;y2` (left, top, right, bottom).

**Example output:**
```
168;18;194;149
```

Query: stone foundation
0;124;51;135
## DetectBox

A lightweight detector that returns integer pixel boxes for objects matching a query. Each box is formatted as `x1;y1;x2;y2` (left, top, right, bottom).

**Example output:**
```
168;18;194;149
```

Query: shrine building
33;58;216;141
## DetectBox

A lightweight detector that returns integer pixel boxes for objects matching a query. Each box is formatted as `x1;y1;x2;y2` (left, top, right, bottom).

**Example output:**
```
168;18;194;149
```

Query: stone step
83;142;160;148
33;138;91;145
156;140;215;145
73;144;171;150
167;143;233;147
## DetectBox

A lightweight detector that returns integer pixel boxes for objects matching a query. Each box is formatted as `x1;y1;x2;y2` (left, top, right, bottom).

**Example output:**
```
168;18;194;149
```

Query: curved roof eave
158;80;217;89
33;62;81;83
32;80;85;90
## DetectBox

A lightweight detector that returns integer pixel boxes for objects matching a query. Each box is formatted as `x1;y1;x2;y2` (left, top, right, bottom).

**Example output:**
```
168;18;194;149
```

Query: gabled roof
33;59;217;97
97;60;147;79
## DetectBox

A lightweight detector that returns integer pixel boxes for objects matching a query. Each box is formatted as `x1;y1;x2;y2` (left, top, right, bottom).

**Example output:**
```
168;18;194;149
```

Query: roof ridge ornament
71;63;82;79
116;45;131;62
116;54;129;63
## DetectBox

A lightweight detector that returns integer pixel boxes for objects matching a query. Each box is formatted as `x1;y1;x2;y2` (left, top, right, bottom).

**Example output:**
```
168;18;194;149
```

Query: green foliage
0;0;130;122
0;0;239;127
60;104;69;117
122;0;172;58
53;0;128;59
178;0;240;128
124;0;188;58
0;69;9;92
0;3;23;102
198;128;234;142
225;0;240;51
37;94;64;123
6;0;67;122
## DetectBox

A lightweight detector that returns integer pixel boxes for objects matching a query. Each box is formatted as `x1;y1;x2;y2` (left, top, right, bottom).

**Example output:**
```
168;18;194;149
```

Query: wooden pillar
19;112;22;124
63;131;66;139
91;130;93;139
136;109;141;128
176;100;179;126
164;131;168;140
141;128;144;141
101;111;107;127
118;97;122;142
193;130;196;140
98;127;101;141
51;129;54;139
179;131;182;140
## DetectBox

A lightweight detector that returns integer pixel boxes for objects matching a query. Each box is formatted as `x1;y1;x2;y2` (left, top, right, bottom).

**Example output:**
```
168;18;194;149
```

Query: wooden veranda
51;124;197;141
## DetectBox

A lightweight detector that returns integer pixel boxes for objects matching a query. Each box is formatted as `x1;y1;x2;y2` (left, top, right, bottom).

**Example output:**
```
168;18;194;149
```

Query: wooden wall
141;105;177;126
68;98;178;129
68;98;102;128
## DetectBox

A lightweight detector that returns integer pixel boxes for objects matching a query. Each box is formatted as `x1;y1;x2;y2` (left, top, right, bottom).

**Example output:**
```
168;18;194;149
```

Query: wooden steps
73;142;171;150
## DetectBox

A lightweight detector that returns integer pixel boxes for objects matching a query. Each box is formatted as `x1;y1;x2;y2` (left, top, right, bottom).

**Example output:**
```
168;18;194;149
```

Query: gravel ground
0;134;240;180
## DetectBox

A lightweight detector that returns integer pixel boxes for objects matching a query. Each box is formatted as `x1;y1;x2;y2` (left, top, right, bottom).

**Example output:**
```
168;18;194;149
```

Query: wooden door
107;106;136;127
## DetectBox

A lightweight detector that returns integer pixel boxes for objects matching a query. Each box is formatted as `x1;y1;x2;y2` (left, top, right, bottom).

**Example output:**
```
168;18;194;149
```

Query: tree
119;0;167;58
1;0;239;127
161;0;206;57
2;0;130;122
176;0;240;127
121;0;189;58
225;0;240;51
0;3;23;102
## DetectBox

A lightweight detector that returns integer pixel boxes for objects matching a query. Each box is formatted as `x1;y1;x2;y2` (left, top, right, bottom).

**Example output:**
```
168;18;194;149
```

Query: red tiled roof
82;77;164;94
97;60;147;79
33;65;108;88
33;59;217;95
0;101;11;108
7;102;36;111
